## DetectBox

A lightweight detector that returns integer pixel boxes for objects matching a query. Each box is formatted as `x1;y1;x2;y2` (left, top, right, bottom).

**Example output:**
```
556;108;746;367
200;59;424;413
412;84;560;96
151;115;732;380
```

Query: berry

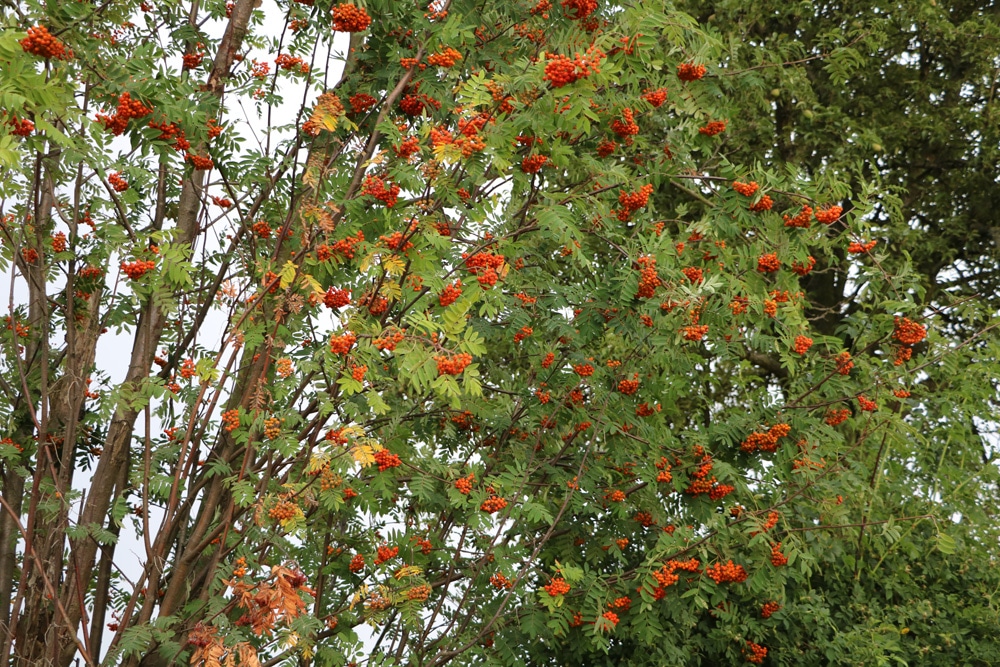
480;496;507;513
815;205;843;224
825;408;850;426
681;325;708;341
561;0;598;19
757;253;780;273
349;553;365;572
108;173;129;192
455;473;474;495
761;601;781;618
617;374;639;395
698;120;726;136
677;62;706;81
121;259;155;280
373;449;402;472
521;154;548;173
770;542;788;566
573;363;594;377
543;577;570;596
835;351;853;375
374;545;399;565
857;394;878;412
611;108;639;138
783;204;813;228
435;353;473;376
222;409;240;432
427;47;462;68
892;317;926;345
642;88;667;107
793;335;813;354
20;26;70;60
601;611;619;627
331;3;371;32
50;232;67;254
744;641;767;664
439;281;462;307
749;194;773;212
323;287;351;309
329;332;357;355
791;256;816;276
705;560;747;584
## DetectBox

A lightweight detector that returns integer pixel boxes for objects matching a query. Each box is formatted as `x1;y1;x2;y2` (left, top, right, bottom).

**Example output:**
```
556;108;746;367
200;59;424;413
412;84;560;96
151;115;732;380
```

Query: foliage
0;0;998;666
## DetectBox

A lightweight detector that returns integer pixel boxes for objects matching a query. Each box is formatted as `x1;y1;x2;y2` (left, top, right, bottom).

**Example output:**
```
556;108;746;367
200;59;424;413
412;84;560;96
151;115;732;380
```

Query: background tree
0;1;998;667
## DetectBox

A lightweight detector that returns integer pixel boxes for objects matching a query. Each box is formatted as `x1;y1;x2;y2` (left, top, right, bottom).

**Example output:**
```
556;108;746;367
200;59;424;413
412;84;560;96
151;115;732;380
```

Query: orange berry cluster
791;256;816;276
349;553;365;572
543;577;570;597
682;266;703;284
276;358;294;378
573;363;594;377
655;457;672;483
793;335;813;354
521;154;548;173
601;611;619;627
596;139;617;157
835;351;853;375
642;88;668;107
893;317;926;345
635;256;662;298
857;394;878;412
187;153;213;170
361;175;400;207
406;584;431;601
464;252;505;288
330;231;365;260
709;483;734;500
698;120;726;136
733;181;759;197
677;62;706;81
121;259;155;280
323;287;351;309
394;136;420;160
108;173;129;192
350;93;377;114
20;26;70;60
7;116;34;136
783;204;813;228
705;560;747;584
491;573;514;590
373;450;401;472
374;545;399;565
275;53;309;74
611;107;639;138
635;402;659;417
761;601;781;618
609;596;631;611
513;326;533;343
617;374;639;395
815;205;842;224
264;417;282;439
427;47;462;68
741;423;791;454
542;47;604;88
770;542;788;566
757;253;780;273
480;495;507;513
605;489;626;503
455;473;474;495
435;352;472;376
439;280;462;306
373;328;405;351
541;352;556;368
893;388;911;398
681;324;709;341
269;498;298;521
561;0;597;19
51;232;67;253
744;641;767;663
617;184;654;221
848;240;877;254
331;3;371;32
825;408;850;426
221;409;240;432
329;332;357;355
97;93;154;136
179;359;196;380
749;194;774;212
182;49;205;70
350;364;366;382
232;557;247;579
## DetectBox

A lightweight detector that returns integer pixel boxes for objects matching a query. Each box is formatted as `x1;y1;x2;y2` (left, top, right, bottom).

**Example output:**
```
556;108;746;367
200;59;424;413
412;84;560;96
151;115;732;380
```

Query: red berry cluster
596;139;617;157
757;253;780;273
541;352;556;368
761;601;781;618
783;204;813;228
744;641;767;664
677;62;706;81
121;259;155;280
825;408;850;426
793;335;813;354
681;266;703;284
857;394;878;412
513;326;533;343
542;47;604;88
331;3;371;32
733;181;759;197
182;49;205;70
435;353;473;376
275;53;309;74
681;325;709;341
573;363;594;377
20;248;39;264
373;450;402;472
464;252;505;288
609;596;631;611
187;153;213;170
770;542;788;566
561;0;597;19
480;495;507;513
635;256;661;298
455;473;474;495
350;93;377;114
543;577;570;597
741;423;791;453
20;26;70;60
835;351;853;375
791;256;816;276
601;611;619;627
330;231;365;260
427;47;462;68
705;560;747;584
323;287;351;309
521;154;548;173
373;328;405;351
361;175;401;207
617;374;639;395
269;499;298;521
749;194;773;212
610;108;639;139
374;545;399;565
815;205;843;224
642;88;667;107
329;332;357;355
616;183;653;221
51;232;67;253
7;116;34;136
349;553;365;572
394;136;420;160
491;573;513;590
108;172;129;192
848;240;877;254
893;317;926;345
699;120;727;136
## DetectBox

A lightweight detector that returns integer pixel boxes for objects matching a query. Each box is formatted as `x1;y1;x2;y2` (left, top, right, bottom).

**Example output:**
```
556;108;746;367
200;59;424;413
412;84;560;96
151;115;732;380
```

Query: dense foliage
1;0;998;666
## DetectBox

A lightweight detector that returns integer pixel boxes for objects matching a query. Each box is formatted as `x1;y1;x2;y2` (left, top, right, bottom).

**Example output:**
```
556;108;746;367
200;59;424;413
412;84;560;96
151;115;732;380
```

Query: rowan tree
1;0;998;666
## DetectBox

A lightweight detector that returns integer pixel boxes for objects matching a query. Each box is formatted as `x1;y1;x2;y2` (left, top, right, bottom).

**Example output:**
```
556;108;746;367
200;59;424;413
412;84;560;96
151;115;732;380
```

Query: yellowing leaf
381;254;406;276
279;261;298;289
352;443;376;467
394;565;423;579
